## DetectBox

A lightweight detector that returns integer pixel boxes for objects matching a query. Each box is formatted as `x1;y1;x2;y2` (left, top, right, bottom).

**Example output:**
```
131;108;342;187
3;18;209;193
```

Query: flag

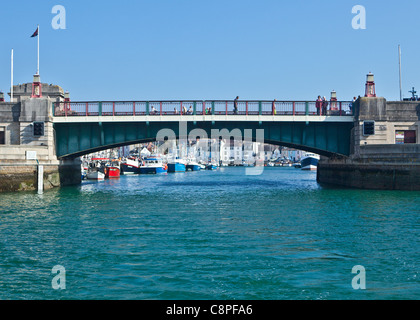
31;27;39;38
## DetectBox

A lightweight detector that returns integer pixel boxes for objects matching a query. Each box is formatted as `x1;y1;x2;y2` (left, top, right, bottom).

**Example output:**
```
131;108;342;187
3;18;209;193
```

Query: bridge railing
53;100;354;117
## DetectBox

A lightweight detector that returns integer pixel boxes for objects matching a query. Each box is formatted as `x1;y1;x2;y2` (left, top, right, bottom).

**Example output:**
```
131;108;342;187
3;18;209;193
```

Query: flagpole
11;49;14;102
37;24;39;75
398;45;402;101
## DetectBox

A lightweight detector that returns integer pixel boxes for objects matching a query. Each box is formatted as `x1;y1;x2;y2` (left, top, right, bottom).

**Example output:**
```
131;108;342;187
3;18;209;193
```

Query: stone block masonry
317;97;420;190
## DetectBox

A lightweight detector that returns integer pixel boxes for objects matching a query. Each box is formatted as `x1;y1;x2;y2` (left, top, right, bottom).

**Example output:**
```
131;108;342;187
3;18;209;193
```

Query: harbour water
0;167;418;300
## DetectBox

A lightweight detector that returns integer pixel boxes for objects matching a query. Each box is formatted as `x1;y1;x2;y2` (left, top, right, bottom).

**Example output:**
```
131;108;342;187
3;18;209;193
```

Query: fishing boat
167;158;186;173
105;160;121;179
198;161;207;170
301;153;320;171
206;163;218;170
139;156;168;174
86;158;107;180
121;157;141;175
186;159;201;171
86;170;105;180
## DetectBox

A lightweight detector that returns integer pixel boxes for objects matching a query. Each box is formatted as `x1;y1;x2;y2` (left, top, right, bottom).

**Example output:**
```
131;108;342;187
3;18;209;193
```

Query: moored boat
105;160;121;179
86;169;105;180
139;156;168;174
167;158;186;173
186;159;201;171
206;163;218;170
121;157;141;175
86;158;107;180
301;153;320;171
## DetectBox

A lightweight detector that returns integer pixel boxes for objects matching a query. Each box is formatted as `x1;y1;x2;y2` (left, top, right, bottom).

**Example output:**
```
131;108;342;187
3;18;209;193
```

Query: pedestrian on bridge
316;96;322;115
234;96;239;115
322;96;328;115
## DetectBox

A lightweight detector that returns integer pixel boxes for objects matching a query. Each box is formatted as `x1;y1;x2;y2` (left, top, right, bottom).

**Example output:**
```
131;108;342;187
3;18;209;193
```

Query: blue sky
0;0;419;101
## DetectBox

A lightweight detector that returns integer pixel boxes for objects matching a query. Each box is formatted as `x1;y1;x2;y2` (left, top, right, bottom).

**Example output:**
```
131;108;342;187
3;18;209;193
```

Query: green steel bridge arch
53;100;355;159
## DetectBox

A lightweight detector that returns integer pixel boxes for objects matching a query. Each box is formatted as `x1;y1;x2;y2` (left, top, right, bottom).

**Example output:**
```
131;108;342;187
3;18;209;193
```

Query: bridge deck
53;100;354;122
52;114;354;123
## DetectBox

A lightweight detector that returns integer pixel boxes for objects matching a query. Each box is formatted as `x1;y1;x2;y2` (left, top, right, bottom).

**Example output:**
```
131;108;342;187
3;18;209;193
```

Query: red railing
54;100;354;117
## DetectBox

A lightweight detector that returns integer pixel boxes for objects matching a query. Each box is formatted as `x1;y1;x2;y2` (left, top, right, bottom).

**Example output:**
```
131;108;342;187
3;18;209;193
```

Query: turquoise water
0;167;418;300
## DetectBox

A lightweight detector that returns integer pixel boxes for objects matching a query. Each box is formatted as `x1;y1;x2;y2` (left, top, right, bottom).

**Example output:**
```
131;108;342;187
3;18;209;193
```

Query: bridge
52;100;355;158
2;85;419;191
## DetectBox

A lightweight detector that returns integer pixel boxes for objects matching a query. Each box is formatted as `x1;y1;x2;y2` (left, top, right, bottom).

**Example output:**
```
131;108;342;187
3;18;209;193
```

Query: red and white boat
105;160;121;179
121;157;141;175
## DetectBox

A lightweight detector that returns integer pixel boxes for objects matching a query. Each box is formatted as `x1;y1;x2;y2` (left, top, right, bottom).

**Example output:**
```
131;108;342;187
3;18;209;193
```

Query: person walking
273;99;277;115
233;96;239;115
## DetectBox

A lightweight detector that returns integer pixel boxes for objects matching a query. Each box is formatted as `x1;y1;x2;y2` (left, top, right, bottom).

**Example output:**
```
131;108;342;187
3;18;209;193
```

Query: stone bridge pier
317;97;420;190
0;83;80;192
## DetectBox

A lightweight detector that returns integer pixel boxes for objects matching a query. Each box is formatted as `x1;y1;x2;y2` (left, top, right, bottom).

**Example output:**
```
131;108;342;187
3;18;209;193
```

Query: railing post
193;102;196;115
146;101;149;115
305;102;309;116
86;102;89;116
259;102;262;115
293;102;295;116
212;101;215;115
180;101;183;116
246;102;248;116
99;102;102;116
203;101;206;115
113;102;115;116
133;102;136;116
339;102;342;116
226;101;228;115
160;102;163;116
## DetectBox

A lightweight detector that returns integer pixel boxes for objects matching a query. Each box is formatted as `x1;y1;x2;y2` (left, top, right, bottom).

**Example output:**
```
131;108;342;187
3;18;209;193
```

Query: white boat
301;153;320;171
86;170;105;180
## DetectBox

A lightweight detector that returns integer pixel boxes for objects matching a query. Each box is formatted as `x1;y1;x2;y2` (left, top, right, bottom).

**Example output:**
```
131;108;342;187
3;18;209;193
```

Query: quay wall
317;144;420;191
0;160;81;193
